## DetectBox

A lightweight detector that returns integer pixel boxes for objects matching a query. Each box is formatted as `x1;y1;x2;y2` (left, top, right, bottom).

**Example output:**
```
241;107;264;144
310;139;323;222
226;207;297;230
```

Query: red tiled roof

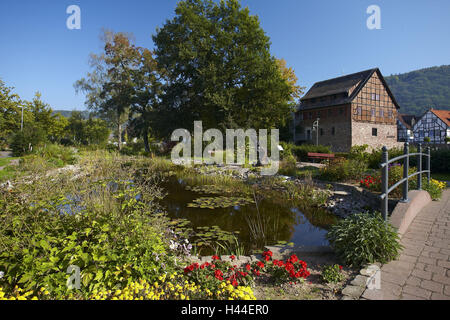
430;109;450;127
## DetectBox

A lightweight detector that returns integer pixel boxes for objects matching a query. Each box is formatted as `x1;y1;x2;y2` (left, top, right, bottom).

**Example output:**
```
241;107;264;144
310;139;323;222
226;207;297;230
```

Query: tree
25;92;66;143
75;30;139;150
10;123;47;156
66;111;110;146
0;80;28;147
128;48;163;152
152;0;297;135
84;116;110;146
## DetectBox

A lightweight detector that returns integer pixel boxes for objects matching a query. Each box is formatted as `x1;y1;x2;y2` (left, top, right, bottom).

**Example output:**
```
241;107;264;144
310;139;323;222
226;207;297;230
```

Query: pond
159;176;337;255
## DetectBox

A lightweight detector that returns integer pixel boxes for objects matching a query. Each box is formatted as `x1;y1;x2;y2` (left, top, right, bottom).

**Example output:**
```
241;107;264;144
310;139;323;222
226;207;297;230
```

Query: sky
0;0;449;111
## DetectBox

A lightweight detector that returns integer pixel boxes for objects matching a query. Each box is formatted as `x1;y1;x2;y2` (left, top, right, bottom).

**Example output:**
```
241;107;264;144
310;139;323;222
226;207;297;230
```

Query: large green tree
152;0;297;135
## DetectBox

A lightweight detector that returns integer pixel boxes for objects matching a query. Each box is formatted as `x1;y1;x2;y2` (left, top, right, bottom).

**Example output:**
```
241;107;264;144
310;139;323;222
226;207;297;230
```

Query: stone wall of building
298;104;352;152
352;121;402;151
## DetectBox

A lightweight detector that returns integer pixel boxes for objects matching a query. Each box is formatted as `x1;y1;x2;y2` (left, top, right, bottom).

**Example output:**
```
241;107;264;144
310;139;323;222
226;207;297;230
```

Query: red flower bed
360;175;380;191
182;250;310;289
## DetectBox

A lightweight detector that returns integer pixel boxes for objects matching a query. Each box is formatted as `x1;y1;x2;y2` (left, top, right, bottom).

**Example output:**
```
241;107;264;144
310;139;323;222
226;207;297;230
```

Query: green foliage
423;179;445;200
33;144;78;166
0;79;27;147
326;212;402;267
66;112;110;147
152;0;295;136
0;176;172;299
430;149;450;173
365;146;407;170
318;158;367;182
278;154;298;176
348;145;370;163
321;264;345;284
385;65;450;116
10;123;47;156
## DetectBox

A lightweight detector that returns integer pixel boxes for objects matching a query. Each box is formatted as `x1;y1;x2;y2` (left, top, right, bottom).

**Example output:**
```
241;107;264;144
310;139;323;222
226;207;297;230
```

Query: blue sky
0;0;449;111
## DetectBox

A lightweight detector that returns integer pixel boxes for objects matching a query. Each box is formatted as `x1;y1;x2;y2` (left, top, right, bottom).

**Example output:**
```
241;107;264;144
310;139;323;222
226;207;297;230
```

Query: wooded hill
385;65;450;116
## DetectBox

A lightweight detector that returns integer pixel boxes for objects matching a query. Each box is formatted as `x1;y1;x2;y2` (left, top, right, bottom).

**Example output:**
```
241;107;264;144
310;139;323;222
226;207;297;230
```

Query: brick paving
362;189;450;300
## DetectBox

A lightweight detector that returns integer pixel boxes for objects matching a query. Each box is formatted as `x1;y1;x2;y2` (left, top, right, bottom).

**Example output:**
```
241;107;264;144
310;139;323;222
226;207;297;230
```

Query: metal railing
380;142;431;221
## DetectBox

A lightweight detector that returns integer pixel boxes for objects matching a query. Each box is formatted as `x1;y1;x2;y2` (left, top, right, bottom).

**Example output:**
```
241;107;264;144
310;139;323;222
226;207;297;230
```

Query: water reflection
160;177;334;253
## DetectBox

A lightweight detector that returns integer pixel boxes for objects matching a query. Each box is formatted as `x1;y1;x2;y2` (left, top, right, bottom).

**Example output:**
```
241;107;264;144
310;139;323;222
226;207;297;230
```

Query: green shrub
366;147;407;169
33;144;78;166
321;264;345;284
10;124;47;157
430;149;450;173
423;179;445;200
327;212;402;267
318;158;367;182
0;176;173;299
278;154;298;176
348;145;370;163
120;141;146;156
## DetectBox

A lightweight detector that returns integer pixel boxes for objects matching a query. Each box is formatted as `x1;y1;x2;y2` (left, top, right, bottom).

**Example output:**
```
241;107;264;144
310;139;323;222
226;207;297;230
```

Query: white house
412;109;450;144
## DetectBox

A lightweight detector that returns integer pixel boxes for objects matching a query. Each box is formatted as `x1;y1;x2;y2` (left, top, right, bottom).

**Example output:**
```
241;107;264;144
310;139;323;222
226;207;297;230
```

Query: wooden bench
307;152;335;161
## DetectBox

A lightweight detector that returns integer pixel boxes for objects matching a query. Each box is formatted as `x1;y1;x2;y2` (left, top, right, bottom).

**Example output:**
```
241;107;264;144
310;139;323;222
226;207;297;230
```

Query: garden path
362;189;450;300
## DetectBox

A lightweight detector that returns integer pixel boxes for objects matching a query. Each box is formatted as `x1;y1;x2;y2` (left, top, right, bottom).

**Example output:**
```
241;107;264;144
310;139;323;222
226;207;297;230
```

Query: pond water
160;177;336;255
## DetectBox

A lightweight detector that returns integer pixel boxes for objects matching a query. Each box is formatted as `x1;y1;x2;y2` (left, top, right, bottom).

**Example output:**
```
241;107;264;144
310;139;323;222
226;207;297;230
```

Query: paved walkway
362;189;450;300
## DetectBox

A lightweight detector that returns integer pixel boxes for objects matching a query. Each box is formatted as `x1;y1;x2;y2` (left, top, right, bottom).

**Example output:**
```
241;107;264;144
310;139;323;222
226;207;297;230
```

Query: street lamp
21;106;24;131
312;118;320;146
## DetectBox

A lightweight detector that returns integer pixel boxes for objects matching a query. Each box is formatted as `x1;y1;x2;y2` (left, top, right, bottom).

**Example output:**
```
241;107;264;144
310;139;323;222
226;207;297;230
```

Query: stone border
341;263;381;300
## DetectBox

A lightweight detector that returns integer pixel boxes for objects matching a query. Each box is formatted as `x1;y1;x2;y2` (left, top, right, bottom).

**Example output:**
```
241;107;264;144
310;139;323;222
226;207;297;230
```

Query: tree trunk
143;128;150;153
117;122;122;151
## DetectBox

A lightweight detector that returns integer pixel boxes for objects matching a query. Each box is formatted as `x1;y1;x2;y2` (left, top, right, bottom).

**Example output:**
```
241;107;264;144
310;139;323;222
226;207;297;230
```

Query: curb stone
341;263;380;300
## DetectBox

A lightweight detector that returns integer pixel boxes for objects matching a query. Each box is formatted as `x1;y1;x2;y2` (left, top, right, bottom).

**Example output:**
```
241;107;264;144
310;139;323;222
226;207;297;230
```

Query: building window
339;108;344;115
309;112;312;119
320;128;324;136
328;109;333;116
331;127;335;135
379;109;384;117
372;128;378;136
317;111;321;118
371;108;376;117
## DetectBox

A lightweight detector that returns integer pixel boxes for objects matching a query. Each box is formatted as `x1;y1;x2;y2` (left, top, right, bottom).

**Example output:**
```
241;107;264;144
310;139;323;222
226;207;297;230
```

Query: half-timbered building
412;109;450;144
294;68;402;152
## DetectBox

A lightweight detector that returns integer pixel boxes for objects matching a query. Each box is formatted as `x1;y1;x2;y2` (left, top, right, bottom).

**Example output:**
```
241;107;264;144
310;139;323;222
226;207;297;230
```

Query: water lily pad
187;196;254;209
185;185;234;195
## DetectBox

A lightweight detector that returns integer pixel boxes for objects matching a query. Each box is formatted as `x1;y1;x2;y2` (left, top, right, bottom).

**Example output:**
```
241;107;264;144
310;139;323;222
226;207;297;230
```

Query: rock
0;180;13;191
333;191;349;196
350;275;369;287
342;285;365;298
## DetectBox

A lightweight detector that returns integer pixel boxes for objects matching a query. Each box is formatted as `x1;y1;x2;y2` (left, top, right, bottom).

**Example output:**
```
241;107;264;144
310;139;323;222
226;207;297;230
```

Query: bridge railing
380;142;431;221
